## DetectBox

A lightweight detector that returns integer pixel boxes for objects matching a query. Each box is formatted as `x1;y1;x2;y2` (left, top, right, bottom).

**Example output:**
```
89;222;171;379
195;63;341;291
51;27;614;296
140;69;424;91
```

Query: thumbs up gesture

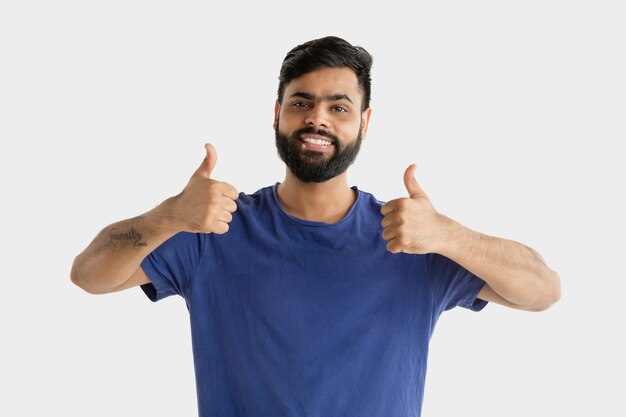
169;143;239;234
381;164;455;254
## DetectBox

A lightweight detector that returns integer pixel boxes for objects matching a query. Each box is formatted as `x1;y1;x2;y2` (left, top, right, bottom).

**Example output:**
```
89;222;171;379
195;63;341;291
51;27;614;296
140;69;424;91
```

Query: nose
304;106;330;129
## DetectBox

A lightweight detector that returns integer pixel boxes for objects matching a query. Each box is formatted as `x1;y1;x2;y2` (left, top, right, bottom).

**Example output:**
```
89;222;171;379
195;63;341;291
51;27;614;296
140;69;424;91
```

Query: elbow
70;256;84;289
527;269;562;312
70;257;105;295
71;276;108;295
544;269;562;309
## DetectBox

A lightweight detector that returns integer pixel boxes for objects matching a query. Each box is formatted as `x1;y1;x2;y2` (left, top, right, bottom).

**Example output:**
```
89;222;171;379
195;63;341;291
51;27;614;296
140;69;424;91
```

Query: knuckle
208;194;221;206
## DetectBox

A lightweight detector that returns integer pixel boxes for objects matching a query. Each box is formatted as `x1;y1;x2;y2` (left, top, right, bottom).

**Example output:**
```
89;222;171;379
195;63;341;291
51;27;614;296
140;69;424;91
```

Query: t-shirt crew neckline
271;182;361;227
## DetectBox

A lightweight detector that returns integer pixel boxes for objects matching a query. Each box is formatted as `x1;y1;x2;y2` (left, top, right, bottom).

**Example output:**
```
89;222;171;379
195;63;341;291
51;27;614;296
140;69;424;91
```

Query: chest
194;232;435;339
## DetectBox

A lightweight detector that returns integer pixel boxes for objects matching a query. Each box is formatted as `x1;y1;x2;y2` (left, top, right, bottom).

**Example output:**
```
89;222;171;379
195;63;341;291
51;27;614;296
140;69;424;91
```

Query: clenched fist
169;143;239;234
381;164;457;254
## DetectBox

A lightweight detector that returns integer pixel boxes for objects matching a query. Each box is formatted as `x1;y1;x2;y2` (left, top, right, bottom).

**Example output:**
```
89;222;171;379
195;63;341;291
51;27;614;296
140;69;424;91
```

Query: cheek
340;121;362;139
277;112;298;130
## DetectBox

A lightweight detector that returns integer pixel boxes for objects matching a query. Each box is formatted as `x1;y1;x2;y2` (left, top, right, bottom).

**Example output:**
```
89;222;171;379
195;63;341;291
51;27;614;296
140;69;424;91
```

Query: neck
276;169;357;224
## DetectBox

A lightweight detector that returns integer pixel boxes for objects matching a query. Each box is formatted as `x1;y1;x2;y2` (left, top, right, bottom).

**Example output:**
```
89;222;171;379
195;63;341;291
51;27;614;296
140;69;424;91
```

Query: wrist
147;196;185;235
432;214;470;256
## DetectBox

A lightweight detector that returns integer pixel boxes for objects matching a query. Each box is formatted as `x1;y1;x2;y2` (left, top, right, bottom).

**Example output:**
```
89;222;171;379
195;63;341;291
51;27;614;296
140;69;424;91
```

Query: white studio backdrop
1;1;624;416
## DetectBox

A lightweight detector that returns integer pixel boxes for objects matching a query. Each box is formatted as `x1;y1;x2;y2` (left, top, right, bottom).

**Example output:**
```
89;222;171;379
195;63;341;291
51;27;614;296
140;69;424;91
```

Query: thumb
194;143;217;178
403;164;426;198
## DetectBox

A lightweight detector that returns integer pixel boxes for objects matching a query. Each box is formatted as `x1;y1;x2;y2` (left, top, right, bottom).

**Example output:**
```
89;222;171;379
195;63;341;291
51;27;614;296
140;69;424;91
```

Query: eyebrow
289;92;354;104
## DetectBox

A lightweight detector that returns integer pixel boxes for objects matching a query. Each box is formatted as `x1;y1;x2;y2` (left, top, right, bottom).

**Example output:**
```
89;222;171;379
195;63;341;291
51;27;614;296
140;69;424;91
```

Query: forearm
437;218;561;310
71;197;179;294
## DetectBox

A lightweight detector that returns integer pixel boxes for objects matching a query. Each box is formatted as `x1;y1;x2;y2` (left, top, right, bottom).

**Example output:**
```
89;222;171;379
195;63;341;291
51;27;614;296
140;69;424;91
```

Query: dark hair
277;36;373;111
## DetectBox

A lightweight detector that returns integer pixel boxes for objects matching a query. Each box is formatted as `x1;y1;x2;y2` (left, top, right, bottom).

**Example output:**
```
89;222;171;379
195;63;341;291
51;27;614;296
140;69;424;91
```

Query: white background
1;0;624;416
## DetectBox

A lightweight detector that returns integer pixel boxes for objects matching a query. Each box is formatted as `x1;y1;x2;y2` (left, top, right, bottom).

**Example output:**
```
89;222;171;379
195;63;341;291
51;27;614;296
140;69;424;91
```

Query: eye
332;106;348;113
293;101;310;108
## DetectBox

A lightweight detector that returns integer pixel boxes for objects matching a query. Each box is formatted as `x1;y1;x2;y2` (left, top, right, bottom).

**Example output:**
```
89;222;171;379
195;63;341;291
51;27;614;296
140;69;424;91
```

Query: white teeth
302;137;332;146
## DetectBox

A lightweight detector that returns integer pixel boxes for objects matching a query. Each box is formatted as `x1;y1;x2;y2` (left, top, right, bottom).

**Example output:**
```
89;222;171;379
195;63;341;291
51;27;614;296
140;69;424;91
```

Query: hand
381;164;455;254
169;143;239;234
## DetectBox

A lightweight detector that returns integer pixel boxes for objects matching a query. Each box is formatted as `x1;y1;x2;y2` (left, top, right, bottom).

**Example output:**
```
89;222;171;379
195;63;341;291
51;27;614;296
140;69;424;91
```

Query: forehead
283;67;361;101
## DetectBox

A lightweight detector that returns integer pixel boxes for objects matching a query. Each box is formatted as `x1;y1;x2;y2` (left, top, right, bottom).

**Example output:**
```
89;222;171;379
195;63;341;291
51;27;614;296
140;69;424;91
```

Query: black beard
274;124;362;183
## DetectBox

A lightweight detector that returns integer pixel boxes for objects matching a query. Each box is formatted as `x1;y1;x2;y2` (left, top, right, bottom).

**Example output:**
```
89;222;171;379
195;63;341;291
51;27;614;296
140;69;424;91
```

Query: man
71;36;561;417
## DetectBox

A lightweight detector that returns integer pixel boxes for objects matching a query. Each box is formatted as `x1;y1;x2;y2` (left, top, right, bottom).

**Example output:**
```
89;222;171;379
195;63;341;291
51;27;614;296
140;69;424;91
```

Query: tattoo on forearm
104;226;147;247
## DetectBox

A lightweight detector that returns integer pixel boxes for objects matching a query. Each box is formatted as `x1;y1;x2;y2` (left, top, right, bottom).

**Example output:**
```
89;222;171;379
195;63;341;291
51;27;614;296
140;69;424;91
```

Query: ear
360;107;372;140
273;100;281;130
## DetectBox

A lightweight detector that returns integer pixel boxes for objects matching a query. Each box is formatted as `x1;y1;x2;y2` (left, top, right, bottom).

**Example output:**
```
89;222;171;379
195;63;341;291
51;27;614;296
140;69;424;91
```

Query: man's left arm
435;219;561;311
381;164;561;312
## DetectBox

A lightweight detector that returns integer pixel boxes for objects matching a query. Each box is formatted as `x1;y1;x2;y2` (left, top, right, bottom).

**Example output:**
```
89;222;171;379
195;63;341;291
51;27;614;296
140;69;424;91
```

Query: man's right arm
70;200;179;294
70;143;238;295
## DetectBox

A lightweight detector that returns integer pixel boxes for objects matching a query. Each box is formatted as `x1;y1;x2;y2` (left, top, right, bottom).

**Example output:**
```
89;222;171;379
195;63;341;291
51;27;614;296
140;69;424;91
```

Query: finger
380;199;401;216
386;240;401;254
220;183;240;201
403;164;427;199
216;210;233;223
381;198;409;215
382;212;404;229
194;143;217;179
211;220;230;235
381;226;399;241
381;214;395;228
221;197;238;213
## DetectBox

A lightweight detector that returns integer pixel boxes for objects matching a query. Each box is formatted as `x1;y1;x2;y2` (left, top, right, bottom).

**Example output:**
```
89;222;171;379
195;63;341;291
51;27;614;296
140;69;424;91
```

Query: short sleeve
140;232;206;302
426;252;488;313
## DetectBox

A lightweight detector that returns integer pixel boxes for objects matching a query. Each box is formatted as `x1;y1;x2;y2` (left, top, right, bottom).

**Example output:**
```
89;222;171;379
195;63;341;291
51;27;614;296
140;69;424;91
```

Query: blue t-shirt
140;183;487;417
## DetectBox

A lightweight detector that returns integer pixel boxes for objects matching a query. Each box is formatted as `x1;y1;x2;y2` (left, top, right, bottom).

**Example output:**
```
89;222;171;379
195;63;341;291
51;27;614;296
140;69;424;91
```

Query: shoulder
235;184;274;209
230;185;277;227
355;187;386;214
208;184;277;244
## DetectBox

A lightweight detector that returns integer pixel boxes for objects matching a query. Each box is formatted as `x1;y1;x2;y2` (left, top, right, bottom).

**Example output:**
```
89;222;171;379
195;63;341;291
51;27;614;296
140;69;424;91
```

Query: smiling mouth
298;136;335;153
300;137;334;146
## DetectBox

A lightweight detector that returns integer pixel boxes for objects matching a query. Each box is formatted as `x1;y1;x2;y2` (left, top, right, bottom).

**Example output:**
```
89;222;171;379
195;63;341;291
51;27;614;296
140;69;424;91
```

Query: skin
381;165;561;311
274;67;560;311
273;67;372;223
71;66;561;312
70;143;239;294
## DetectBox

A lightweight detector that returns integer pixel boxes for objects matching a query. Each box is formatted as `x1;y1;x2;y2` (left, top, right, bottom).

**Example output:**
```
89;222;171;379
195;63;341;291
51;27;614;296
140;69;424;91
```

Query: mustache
291;127;339;144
